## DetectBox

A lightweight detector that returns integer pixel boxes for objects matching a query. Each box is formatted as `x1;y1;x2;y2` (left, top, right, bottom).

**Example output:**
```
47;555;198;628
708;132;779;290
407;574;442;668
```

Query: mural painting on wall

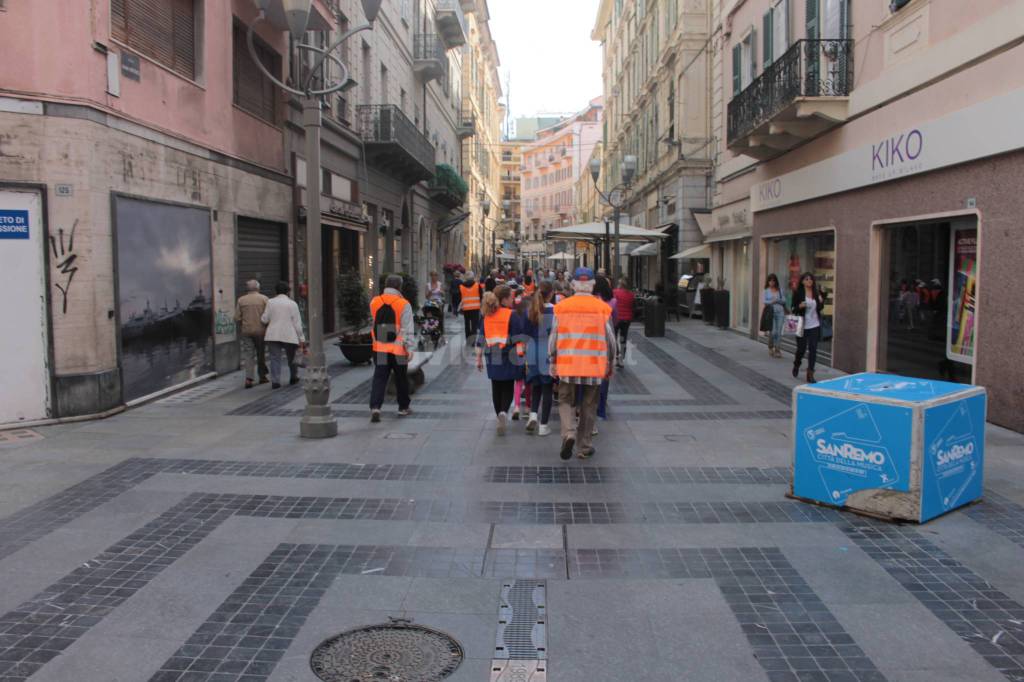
49;220;79;314
115;197;214;402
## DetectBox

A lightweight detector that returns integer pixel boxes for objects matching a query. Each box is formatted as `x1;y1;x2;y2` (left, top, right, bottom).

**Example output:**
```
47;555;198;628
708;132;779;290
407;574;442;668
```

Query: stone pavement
1;318;1023;682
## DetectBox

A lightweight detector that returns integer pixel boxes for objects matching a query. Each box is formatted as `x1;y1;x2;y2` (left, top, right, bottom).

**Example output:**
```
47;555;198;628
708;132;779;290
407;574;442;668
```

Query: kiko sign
751;86;1024;212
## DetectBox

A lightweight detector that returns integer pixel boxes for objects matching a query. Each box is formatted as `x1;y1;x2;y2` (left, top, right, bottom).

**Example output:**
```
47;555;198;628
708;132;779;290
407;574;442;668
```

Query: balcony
428;163;469;210
456;105;476;139
435;0;468;49
414;34;447;83
727;39;853;161
356;105;436;184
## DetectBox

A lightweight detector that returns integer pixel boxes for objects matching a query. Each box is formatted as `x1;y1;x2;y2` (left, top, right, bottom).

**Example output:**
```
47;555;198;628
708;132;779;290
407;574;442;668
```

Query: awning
670;244;712;260
546;222;669;241
691;209;712;237
705;229;751;243
629;242;659;257
547;252;576;261
438;211;470;233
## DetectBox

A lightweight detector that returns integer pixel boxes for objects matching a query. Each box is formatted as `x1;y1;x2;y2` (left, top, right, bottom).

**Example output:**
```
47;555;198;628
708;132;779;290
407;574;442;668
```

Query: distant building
509;116;564;142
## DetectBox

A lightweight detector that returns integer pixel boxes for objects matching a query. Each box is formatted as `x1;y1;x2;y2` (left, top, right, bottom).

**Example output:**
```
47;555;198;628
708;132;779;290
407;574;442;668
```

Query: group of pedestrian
235;279;306;390
763;271;827;384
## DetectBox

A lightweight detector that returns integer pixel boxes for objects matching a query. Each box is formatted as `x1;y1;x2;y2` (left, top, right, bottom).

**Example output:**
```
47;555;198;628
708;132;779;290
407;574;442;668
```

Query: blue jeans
770;305;785;348
267;342;298;385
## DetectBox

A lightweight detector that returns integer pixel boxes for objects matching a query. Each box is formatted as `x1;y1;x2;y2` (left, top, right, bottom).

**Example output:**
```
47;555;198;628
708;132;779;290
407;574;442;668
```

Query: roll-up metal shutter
237;218;286;298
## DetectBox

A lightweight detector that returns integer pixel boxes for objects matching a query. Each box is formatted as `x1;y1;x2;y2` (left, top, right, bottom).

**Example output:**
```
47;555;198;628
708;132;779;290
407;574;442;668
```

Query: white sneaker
526;413;538;433
592;425;599;436
497;412;508;436
519;404;529;419
538;424;551;437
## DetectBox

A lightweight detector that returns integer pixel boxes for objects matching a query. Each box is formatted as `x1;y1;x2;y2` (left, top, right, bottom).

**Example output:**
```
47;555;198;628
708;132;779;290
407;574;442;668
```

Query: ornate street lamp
246;0;381;439
589;152;636;279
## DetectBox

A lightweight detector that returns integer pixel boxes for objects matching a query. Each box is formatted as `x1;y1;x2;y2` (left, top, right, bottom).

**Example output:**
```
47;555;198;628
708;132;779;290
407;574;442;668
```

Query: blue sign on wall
0;210;30;239
921;394;986;520
794;393;912;506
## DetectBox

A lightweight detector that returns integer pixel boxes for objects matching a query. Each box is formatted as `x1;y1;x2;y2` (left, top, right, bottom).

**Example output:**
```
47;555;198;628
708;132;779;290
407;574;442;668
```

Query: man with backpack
369;275;416;422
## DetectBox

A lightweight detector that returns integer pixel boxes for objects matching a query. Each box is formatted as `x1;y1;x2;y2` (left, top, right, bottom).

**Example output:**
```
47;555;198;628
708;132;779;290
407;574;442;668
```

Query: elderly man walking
235;280;269;389
369;274;417;422
548;267;617;460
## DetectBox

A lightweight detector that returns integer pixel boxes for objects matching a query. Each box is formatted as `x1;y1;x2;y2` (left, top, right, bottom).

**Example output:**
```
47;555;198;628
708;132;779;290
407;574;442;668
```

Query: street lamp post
589;153;637;280
246;0;383;439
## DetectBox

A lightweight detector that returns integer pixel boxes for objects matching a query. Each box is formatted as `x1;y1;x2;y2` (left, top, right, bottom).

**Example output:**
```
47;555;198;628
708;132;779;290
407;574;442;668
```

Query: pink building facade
713;0;1024;431
520;99;603;263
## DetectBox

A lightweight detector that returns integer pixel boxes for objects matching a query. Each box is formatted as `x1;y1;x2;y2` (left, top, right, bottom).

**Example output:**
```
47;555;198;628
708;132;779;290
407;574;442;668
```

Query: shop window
233;20;280;124
112;0;198;80
767;231;835;361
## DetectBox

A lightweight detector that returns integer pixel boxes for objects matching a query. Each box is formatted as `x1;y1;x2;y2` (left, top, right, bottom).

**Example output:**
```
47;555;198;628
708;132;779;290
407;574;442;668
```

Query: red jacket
613;288;635;322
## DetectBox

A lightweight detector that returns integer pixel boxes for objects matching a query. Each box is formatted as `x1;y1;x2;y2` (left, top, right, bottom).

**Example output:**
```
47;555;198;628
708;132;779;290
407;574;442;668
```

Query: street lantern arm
303;21;375;92
247;12;350;98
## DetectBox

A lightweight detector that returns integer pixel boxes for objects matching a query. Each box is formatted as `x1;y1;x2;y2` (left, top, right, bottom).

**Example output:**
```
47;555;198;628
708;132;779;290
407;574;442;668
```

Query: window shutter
750;26;758;75
111;0;195;81
806;0;819;39
774;0;790;58
763;10;773;66
171;0;196;79
732;43;742;95
233;21;279;125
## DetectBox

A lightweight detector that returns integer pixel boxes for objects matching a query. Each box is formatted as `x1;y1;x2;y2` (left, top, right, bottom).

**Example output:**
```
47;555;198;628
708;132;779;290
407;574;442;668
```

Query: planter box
791;373;986;523
337;342;373;365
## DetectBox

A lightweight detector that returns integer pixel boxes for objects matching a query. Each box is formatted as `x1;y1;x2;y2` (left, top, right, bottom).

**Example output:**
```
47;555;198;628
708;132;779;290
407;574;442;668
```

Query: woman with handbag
791;272;826;384
761;273;787;358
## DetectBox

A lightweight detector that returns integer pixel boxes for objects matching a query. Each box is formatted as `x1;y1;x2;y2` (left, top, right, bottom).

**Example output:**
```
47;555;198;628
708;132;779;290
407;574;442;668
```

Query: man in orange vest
548;267;617;460
458;271;484;342
369;275;416;423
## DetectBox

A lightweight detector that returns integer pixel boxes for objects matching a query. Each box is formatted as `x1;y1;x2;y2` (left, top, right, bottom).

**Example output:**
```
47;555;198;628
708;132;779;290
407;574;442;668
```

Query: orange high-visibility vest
483;308;525;356
460;283;482;311
553;295;610;378
370;293;409;356
523;282;536;296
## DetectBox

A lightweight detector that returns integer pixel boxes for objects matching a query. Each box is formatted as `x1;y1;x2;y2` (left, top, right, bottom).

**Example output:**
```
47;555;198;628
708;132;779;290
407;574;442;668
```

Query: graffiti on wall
49;219;79;314
215;309;235;336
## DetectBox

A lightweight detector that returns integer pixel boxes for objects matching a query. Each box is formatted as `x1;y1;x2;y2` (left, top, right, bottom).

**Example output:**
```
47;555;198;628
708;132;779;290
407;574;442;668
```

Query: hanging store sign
751;86;1024;212
947;229;978;365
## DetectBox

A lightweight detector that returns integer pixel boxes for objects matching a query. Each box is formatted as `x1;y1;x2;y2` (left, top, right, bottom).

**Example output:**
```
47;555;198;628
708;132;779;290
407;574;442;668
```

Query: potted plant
701;276;716;325
336;269;373;364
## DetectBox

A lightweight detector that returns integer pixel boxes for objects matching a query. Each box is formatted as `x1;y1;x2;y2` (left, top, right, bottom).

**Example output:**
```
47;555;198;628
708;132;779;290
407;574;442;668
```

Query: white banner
751;87;1024;212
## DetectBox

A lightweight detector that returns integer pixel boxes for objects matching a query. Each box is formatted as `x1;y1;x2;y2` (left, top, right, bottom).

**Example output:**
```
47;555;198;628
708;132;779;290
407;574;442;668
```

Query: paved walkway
1;319;1023;682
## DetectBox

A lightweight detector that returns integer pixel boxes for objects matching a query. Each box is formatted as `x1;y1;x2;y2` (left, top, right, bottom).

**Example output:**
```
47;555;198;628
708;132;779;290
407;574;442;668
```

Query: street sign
0;210;29;239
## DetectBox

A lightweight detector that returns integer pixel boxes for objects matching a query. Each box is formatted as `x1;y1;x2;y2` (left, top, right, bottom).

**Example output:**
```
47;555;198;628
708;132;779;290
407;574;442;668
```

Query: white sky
487;0;603;122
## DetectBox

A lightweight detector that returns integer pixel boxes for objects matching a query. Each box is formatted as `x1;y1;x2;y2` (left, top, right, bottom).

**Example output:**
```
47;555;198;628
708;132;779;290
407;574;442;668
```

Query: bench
386;351;432;396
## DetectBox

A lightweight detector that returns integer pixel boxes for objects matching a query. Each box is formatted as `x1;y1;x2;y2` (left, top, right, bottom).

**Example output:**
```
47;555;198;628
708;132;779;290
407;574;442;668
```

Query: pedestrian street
1;319;1023;682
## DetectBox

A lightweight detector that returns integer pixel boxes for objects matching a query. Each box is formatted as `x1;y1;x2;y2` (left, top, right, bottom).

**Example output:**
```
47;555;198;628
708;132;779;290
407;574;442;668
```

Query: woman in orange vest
522;274;537;297
458;271;485;342
475;285;526;436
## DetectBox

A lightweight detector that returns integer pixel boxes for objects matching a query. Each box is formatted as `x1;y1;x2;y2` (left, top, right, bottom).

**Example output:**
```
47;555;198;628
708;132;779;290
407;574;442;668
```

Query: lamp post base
300;404;338;439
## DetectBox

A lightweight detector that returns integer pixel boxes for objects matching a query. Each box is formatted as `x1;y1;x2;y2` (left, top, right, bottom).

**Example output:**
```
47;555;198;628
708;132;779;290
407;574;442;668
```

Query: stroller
417;300;445;351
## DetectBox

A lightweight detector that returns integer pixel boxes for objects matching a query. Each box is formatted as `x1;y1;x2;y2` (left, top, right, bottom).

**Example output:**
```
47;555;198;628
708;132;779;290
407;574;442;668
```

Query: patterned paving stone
841;519;1024;681
628;334;737;405
963;492;1024;550
473;500;837;525
482;466;791;485
226;362;352;416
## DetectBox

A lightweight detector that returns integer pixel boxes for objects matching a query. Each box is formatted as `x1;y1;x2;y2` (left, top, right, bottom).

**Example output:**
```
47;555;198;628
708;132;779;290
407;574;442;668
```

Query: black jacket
791;286;825;321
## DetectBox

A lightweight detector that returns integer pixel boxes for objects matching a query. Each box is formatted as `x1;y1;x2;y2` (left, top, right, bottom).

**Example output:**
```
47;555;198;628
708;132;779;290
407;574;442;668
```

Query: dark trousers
530;382;553;424
491;380;516;416
615;321;631;359
794;326;822;372
267;342;298;385
451;291;461;315
370;353;411;411
597;379;610;418
463;310;481;341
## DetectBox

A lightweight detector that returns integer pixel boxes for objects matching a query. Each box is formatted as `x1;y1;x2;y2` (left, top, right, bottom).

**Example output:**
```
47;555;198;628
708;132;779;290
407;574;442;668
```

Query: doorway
879;219;976;383
0;188;49;423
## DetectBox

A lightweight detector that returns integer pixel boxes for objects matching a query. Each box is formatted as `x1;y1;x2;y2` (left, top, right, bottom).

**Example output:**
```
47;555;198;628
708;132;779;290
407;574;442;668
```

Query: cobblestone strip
841;520;1024;681
569;547;888;682
473;500;837;525
482;466;790;485
664;329;793;405
0;458;159;562
628;334;737;405
226;362;352;416
0;494;236;680
609;366;651;395
963;492;1024;550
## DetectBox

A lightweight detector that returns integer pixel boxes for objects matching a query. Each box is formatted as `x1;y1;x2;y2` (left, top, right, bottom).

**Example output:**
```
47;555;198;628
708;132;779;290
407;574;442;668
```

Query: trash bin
715;289;730;328
791;373;987;523
701;288;716;325
644;298;665;337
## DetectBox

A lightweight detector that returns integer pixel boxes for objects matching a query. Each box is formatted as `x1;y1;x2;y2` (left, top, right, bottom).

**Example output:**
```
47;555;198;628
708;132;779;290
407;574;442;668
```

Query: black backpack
374;300;399;344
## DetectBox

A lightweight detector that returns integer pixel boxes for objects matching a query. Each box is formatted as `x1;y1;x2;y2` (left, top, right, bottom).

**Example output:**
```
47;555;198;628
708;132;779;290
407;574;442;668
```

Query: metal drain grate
495;580;546;660
310;621;463;681
0;429;44;446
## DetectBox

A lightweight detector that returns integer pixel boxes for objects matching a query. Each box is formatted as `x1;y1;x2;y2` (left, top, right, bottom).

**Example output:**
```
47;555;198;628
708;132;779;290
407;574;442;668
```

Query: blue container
792;373;986;523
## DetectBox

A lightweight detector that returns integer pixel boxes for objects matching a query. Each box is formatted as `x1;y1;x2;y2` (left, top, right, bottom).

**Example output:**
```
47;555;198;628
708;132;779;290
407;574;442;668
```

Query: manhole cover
310;622;464;682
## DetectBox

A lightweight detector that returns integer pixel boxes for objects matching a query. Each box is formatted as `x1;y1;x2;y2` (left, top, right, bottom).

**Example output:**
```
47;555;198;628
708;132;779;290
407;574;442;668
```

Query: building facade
519;99;603;268
499;140;522;264
460;1;504;272
715;0;1024;431
0;0;501;425
593;0;712;288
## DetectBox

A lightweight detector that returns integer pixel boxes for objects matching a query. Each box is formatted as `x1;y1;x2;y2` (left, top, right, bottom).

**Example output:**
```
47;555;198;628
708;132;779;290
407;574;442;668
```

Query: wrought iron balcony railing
414;34;447;82
727;39;853;144
435;0;468;49
456;105;476;139
356;104;436;183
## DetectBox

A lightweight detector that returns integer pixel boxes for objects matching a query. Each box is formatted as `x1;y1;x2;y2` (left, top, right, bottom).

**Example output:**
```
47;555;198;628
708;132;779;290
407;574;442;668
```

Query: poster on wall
115;197;214;402
947;229;977;365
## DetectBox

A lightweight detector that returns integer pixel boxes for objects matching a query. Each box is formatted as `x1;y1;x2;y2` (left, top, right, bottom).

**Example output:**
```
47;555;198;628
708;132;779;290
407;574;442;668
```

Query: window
233;21;280;124
111;0;198;80
667;79;675;141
